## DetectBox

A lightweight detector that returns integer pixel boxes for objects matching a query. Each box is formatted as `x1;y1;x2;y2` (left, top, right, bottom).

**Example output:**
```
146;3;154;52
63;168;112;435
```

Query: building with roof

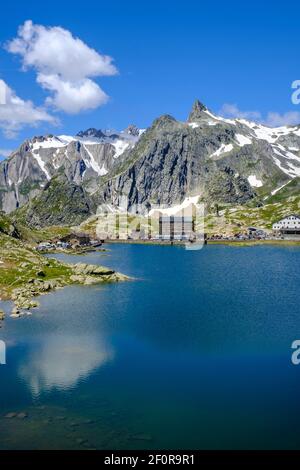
272;215;300;239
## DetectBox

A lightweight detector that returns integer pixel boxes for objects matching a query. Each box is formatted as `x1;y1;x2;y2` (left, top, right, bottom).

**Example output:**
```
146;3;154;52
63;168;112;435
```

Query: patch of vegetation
12;174;96;228
19;178;41;196
0;234;69;299
265;178;300;204
202;195;300;235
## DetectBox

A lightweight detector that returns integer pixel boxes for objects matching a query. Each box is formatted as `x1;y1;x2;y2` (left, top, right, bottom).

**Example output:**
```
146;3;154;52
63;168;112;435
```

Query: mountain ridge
1;100;300;227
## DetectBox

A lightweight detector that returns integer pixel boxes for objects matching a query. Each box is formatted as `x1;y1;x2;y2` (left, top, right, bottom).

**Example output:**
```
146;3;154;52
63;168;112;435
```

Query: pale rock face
0;128;140;213
97;102;300;213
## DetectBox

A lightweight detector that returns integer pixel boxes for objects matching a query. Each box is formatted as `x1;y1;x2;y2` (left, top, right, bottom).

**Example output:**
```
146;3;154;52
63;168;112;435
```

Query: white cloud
6;20;118;114
0;79;56;138
219;103;261;121
37;74;108;114
19;334;113;396
220;103;300;128
264;111;300;127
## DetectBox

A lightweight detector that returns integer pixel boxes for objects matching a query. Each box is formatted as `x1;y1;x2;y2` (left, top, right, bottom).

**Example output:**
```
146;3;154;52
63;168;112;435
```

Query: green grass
0;233;71;298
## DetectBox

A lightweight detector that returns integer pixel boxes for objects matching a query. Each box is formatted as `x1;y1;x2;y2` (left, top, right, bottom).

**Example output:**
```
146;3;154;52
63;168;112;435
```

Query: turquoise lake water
0;243;300;449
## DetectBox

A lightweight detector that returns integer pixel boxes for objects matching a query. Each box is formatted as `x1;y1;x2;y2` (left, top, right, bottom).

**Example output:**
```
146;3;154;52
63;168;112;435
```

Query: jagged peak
123;124;140;137
76;128;105;139
152;114;177;130
188;99;208;122
31;134;54;143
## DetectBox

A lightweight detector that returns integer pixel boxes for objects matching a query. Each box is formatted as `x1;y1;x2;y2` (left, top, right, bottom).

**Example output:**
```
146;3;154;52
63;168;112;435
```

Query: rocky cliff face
2;100;300;226
0;128;140;213
98;101;300;213
16;172;97;227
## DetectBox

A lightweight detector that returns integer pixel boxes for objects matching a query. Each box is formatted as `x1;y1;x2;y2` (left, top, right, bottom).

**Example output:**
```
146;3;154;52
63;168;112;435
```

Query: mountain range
1;100;300;228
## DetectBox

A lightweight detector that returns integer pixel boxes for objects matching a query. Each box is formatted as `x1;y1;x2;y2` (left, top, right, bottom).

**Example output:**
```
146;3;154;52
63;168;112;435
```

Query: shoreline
2;237;299;324
103;238;300;247
0;233;130;323
207;239;300;247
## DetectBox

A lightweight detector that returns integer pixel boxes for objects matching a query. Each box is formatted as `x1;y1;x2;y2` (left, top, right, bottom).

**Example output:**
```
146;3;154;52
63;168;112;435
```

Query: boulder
73;263;114;276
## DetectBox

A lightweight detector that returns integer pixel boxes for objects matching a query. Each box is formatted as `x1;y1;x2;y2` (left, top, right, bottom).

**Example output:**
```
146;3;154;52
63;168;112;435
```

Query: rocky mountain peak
32;135;53;143
124;125;140;137
188;99;208;122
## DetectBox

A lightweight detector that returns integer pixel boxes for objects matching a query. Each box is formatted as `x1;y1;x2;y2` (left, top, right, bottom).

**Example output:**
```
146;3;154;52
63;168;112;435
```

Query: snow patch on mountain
271;145;300;177
204;109;237;125
248;175;263;188
31;136;67;150
112;140;130;159
237;119;300;144
271;181;292;196
235;134;252;146
210;143;234;158
31;153;51;180
26;127;142;179
83;145;106;176
148;195;201;216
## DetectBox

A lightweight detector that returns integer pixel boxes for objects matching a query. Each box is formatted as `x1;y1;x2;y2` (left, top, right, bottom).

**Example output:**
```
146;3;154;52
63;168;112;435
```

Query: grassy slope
12;173;96;229
4;173;300;244
78;194;300;238
1;207;71;244
0;214;127;309
0;233;72;300
204;195;300;235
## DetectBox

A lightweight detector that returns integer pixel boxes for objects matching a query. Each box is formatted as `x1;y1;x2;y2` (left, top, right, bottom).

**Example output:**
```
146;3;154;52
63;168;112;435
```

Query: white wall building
273;215;300;238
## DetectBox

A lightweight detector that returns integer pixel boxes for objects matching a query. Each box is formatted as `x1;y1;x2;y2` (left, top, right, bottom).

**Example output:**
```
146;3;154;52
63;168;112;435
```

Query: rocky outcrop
0;212;20;238
10;264;129;313
0;229;130;321
0;129;140;213
15;173;97;228
97;112;258;211
188;99;208;121
69;263;129;285
96;101;300;212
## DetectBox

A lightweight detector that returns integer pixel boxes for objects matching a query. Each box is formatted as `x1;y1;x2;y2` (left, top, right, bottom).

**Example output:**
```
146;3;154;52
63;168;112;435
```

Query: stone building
159;215;194;241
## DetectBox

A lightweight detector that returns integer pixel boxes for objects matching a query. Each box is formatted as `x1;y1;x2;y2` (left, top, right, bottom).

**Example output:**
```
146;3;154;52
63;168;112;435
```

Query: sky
0;0;300;157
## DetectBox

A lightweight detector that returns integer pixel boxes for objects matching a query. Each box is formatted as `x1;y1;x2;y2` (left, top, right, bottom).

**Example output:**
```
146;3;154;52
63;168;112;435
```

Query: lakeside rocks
0;309;5;326
72;263;115;276
69;263;129;284
7;262;129;319
0;227;130;322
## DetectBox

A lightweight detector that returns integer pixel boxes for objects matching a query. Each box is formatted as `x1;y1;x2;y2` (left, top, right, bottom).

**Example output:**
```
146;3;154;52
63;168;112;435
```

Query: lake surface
1;243;300;449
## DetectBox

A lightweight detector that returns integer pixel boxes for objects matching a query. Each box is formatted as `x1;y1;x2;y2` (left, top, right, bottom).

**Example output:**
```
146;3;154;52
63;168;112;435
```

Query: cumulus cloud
220;103;300;128
6;20;118;114
0;79;56;138
37;74;108;114
263;111;300;127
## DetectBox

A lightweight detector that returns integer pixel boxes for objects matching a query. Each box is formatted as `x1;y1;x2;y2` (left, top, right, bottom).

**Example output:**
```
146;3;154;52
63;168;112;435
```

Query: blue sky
0;0;300;156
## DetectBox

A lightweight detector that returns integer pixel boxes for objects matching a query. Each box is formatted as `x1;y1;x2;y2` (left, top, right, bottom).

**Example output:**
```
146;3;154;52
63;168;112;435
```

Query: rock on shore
9;262;129;316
